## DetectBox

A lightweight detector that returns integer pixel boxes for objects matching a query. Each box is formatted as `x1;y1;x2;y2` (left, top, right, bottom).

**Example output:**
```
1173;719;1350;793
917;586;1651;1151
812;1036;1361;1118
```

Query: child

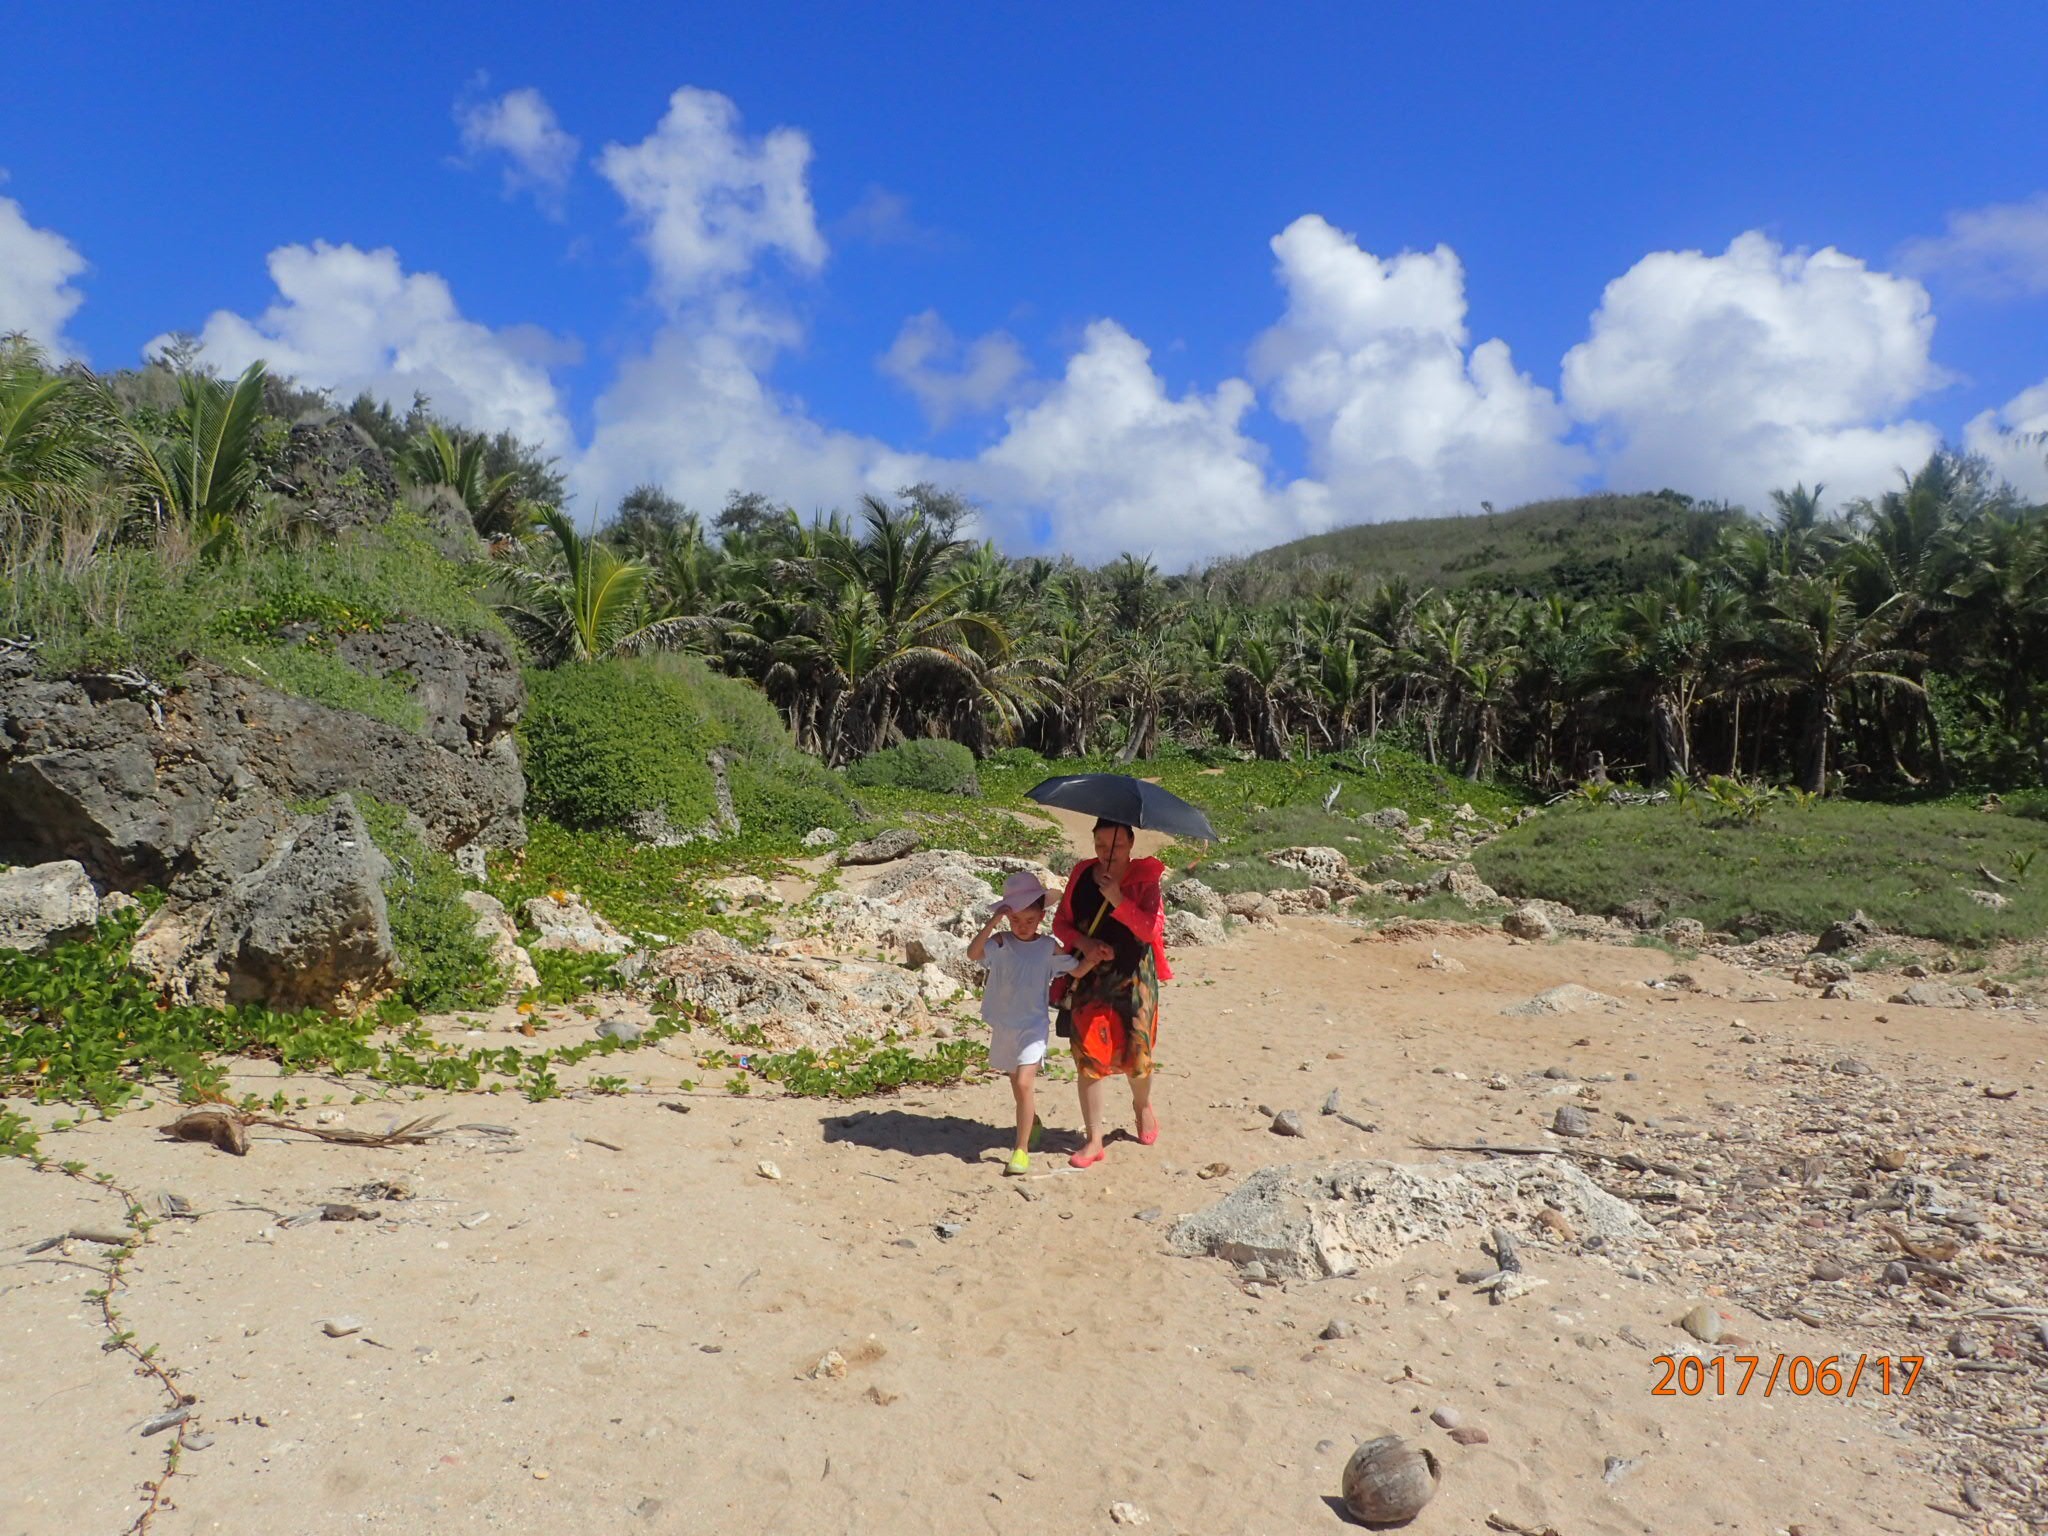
967;870;1093;1174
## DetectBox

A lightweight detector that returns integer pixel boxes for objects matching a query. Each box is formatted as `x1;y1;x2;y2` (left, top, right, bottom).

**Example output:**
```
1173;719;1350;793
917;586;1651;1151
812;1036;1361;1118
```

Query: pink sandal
1069;1147;1106;1169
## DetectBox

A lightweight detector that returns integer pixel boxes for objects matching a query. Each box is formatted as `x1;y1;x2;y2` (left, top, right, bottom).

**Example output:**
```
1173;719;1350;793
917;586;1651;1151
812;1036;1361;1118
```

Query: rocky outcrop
0;646;524;889
647;930;936;1050
132;796;398;1011
1813;911;1882;955
1165;909;1228;947
1501;904;1556;941
1165;877;1225;919
1266;846;1349;882
0;859;99;951
838;828;920;866
458;890;538;999
523;892;631;954
266;417;402;533
1169;1158;1652;1280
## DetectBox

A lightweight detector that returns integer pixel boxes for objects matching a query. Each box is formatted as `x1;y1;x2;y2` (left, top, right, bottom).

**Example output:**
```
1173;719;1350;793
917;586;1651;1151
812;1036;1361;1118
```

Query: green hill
1242;492;1746;596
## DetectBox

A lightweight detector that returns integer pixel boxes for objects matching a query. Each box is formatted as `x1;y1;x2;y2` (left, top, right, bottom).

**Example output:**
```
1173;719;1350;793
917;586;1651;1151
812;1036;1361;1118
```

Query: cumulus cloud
1901;192;2048;299
1561;232;1943;508
0;191;88;359
1964;380;2048;500
879;310;1029;428
597;87;826;301
971;320;1324;564
456;86;581;212
576;296;922;521
1251;215;1589;518
164;241;575;453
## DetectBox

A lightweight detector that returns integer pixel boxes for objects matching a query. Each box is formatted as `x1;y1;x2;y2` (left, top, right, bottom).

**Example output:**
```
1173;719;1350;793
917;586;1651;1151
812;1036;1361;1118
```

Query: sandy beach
7;870;2043;1536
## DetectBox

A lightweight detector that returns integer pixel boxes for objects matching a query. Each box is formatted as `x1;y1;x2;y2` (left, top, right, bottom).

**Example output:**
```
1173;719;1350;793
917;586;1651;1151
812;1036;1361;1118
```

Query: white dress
979;934;1079;1071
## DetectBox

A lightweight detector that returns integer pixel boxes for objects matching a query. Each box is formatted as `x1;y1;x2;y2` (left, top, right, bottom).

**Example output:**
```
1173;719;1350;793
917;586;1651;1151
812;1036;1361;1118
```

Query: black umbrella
1025;773;1218;842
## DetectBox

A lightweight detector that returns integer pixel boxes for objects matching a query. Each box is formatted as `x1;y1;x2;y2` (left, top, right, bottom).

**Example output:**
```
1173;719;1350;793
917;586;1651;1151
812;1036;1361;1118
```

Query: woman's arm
1113;873;1165;952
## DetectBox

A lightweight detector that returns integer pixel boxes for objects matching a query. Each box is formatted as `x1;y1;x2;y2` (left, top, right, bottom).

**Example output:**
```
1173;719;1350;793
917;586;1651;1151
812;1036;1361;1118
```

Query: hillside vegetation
1233;492;1741;597
1475;796;2048;945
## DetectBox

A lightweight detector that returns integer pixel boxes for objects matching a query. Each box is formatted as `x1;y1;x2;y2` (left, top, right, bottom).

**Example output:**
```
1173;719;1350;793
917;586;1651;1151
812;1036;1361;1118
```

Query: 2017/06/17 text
1651;1355;1924;1398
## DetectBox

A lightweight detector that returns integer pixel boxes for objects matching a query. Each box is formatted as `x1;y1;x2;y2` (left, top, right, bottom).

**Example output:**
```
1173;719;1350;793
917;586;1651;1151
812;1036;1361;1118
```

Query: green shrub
729;758;859;838
356;798;501;1012
637;655;860;835
846;739;980;796
521;660;723;830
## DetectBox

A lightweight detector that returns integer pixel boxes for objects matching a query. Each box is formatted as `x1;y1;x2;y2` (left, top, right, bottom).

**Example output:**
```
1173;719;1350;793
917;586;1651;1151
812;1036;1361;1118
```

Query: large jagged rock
458;890;539;999
265;417;402;532
1813;911;1882;955
133;796;398;1011
1170;1158;1653;1280
838;828;920;866
1404;862;1504;908
1501;904;1556;941
1890;981;1986;1009
1165;909;1228;947
0;649;524;889
0;859;99;951
1166;877;1225;919
1224;891;1280;925
1272;885;1333;915
1267;846;1350;882
646;930;934;1050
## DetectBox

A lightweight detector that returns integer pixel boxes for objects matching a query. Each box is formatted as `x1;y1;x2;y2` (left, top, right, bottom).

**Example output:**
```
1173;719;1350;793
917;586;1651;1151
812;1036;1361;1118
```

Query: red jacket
1053;856;1173;983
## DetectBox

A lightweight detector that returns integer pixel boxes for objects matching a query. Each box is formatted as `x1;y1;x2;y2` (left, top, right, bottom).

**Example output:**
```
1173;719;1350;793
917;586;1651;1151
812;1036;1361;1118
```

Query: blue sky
5;1;2046;563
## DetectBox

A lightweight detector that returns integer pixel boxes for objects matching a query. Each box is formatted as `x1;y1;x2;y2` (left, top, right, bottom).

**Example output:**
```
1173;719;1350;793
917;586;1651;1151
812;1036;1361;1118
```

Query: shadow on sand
822;1108;1131;1164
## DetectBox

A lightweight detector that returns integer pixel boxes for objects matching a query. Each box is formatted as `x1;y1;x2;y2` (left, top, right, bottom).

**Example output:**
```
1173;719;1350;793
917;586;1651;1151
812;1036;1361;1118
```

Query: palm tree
398;423;533;540
120;360;268;554
1758;577;1924;793
501;508;706;663
0;361;95;523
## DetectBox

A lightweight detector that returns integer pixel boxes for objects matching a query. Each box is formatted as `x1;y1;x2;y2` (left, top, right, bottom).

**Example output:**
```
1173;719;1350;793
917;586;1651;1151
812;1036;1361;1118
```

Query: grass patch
485;818;783;947
6;514;501;681
1176;805;1399;896
1474;800;2048;945
229;643;426;733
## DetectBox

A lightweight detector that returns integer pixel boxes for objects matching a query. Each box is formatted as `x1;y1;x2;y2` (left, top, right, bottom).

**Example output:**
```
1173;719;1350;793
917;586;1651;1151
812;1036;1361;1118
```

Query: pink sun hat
994;870;1050;913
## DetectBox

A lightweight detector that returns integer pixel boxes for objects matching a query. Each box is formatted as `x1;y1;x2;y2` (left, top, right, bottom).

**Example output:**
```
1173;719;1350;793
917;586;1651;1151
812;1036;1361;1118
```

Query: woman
1052;818;1172;1168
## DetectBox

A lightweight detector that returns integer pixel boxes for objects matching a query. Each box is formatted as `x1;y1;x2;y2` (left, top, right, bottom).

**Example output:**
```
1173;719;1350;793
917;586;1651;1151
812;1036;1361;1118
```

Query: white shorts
987;1020;1049;1072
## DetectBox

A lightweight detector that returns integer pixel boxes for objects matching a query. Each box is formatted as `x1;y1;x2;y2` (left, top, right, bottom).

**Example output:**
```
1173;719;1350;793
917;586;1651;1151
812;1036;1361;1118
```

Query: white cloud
1251;215;1589;518
456;86;581;212
1901;192;2048;299
1964;379;2048;500
972;320;1325;565
597;87;826;302
575;294;922;519
879;310;1029;428
1562;231;1943;507
0;191;88;359
163;240;575;453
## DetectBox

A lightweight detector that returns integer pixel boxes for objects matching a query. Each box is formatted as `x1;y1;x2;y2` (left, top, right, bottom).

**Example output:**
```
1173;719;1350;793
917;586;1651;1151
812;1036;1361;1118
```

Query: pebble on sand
756;1160;783;1181
1677;1303;1722;1343
1271;1110;1306;1137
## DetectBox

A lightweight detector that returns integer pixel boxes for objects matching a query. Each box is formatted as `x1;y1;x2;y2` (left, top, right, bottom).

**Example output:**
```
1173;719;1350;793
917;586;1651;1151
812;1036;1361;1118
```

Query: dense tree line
525;461;2048;795
4;338;2044;795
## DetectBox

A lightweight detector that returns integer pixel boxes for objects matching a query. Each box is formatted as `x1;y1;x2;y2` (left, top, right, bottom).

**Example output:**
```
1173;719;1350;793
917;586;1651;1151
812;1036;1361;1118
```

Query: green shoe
1006;1149;1031;1176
